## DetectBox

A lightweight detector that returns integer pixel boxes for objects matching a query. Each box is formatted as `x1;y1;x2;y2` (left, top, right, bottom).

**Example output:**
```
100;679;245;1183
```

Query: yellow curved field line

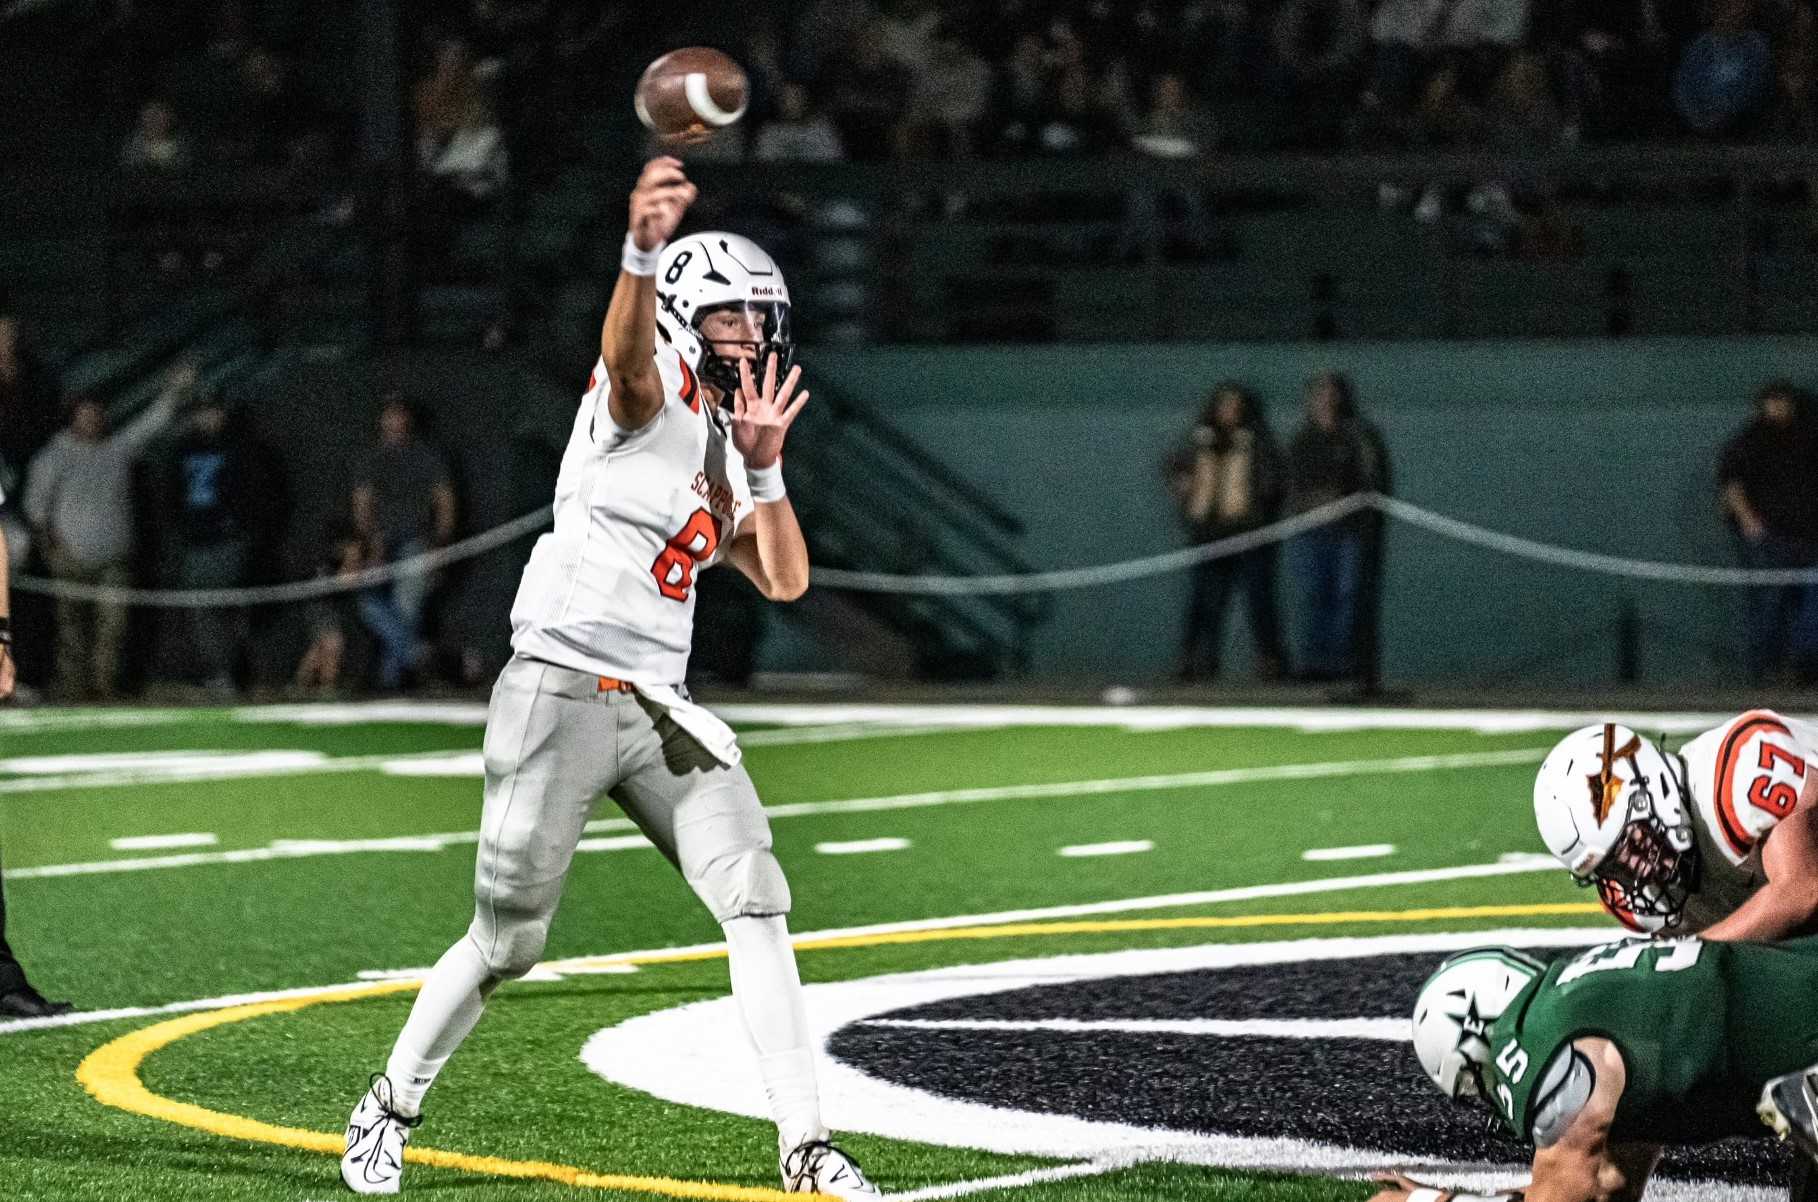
77;901;1601;1196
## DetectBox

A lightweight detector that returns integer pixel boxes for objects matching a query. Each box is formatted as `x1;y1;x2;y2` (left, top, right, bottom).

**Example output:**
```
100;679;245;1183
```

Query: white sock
383;936;498;1117
723;915;827;1153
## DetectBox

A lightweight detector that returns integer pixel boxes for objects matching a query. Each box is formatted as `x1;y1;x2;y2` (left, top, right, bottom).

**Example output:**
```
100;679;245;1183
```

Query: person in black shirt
163;391;256;694
1718;380;1818;683
1286;371;1391;683
0;495;74;1019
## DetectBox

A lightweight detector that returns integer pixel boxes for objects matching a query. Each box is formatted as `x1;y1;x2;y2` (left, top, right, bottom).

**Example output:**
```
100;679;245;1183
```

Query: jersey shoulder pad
1691;710;1810;863
1530;1044;1596;1148
653;347;703;414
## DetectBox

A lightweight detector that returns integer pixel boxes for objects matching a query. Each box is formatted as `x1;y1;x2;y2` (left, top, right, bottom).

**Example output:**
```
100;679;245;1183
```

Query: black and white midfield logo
830;947;1787;1189
583;931;1785;1196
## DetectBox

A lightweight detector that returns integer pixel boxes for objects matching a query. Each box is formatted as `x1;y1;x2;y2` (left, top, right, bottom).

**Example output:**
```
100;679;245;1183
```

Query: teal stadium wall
798;337;1818;685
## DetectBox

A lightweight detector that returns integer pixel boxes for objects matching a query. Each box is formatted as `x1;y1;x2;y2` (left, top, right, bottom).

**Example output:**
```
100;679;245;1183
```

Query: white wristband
747;461;785;503
1406;1190;1446;1202
622;233;664;277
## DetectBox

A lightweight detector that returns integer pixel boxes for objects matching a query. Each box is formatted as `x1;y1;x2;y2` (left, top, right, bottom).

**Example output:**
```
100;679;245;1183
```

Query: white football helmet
1411;948;1544;1100
1533;723;1696;932
654;231;794;401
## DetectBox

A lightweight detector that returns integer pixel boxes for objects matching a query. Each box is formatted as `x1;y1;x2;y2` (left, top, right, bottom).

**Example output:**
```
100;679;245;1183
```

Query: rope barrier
14;493;1818;608
12;509;553;608
810;495;1375;595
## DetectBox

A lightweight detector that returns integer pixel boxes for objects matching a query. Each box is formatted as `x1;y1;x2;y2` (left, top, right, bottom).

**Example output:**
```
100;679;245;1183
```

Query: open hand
732;353;808;471
628;156;697;253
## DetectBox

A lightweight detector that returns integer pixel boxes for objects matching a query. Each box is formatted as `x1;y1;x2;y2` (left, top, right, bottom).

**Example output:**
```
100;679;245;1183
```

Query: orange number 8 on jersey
651;508;720;602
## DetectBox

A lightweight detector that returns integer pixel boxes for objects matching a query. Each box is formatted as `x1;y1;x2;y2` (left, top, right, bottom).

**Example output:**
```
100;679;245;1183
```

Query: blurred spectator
161;391;257;696
1675;0;1774;135
0;317;56;460
875;0;943;75
1268;0;1367;146
1768;0;1818;140
1442;0;1531;51
225;47;315;166
0;316;58;573
827;24;915;160
1130;73;1220;159
1556;0;1676;140
1036;64;1124;155
994;31;1052;153
23;364;190;700
1718;380;1818;682
119;100;195;174
906;30;995;157
754;82;846;162
350;395;455;690
415;37;481;148
1364;0;1452;118
787;0;880;86
419;98;510;207
743;23;789;128
1286;371;1391;683
1120;74;1217;261
1165;383;1289;683
1096;57;1143;139
295;521;368;696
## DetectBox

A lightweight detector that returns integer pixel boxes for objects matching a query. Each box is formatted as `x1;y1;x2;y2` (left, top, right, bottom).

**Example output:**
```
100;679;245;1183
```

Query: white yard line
0;751;325;775
0;749;456;795
710;704;1792;736
0;729;987;794
816;838;913;855
110;833;217;851
884;1160;1124;1201
576;835;654;852
6;748;1547;880
1058;841;1154;858
600;747;1550;832
738;723;983;747
862;1016;1407;1041
1302;844;1397;862
0;856;1575;1035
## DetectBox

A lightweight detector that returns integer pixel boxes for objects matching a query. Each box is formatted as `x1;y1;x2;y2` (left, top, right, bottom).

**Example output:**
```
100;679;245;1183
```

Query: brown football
634;47;749;141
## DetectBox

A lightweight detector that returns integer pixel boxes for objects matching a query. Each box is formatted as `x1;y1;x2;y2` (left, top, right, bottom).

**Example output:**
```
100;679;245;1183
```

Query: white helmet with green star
1411;948;1545;1100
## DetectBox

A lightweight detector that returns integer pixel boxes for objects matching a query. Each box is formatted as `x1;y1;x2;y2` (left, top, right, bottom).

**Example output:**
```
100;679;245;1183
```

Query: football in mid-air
634;47;749;142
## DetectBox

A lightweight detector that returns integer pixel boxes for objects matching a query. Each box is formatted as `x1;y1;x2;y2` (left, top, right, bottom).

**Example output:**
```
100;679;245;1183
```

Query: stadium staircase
782;377;1050;680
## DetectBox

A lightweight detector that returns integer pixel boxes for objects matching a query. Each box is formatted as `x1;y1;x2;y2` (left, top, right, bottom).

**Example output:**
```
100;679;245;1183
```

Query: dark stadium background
3;0;1817;697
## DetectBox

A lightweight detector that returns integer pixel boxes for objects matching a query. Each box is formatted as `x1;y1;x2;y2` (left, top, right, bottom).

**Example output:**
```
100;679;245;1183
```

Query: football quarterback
1533;713;1818;940
338;157;875;1199
1372;936;1818;1202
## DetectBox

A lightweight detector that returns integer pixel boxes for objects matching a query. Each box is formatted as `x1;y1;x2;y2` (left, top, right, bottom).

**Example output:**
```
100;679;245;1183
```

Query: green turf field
0;703;1687;1201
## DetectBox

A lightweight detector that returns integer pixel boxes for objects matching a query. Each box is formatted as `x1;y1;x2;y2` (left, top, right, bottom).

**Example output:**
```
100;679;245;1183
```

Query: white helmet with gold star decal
1533;723;1696;932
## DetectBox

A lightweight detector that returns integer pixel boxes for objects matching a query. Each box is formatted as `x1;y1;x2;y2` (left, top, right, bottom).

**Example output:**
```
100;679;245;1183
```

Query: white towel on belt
636;683;743;767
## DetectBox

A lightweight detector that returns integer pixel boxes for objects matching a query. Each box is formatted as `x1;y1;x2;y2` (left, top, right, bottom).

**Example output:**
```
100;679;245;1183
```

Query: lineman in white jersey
1534;711;1818;940
341;157;878;1199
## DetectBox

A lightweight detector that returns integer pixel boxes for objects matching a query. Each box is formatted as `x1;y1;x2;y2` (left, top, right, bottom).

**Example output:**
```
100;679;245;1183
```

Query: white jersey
1680;709;1814;867
1665;709;1816;932
510;349;752;686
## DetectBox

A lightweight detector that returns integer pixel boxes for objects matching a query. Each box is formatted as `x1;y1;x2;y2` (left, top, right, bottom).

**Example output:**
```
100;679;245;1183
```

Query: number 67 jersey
1672;709;1815;931
511;350;753;686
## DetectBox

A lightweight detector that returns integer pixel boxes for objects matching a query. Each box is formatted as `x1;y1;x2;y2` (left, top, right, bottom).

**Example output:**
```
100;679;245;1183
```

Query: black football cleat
0;985;76;1019
1762;1067;1818;1164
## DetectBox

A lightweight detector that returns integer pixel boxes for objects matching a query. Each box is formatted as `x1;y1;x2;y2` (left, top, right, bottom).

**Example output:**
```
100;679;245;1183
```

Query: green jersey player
1370;936;1818;1202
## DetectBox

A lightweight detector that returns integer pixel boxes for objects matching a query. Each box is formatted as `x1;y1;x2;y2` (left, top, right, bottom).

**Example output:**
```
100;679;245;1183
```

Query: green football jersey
1482;936;1818;1145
